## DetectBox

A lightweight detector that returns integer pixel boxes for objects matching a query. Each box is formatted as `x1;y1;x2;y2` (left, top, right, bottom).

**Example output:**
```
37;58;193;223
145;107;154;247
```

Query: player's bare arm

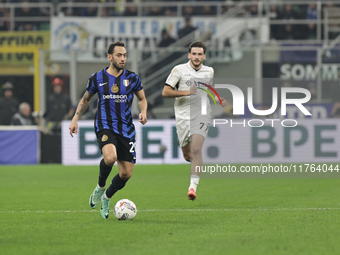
69;90;94;137
162;85;196;98
135;89;147;125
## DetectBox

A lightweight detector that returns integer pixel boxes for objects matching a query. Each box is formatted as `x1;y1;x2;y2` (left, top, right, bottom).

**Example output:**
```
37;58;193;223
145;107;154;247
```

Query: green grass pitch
1;164;340;255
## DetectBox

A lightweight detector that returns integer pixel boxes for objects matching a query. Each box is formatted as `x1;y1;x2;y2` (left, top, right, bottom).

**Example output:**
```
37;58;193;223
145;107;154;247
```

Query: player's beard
111;59;125;71
191;59;203;69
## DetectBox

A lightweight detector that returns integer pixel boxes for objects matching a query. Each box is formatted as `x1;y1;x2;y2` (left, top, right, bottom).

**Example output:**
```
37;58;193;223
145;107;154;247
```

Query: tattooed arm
69;91;94;137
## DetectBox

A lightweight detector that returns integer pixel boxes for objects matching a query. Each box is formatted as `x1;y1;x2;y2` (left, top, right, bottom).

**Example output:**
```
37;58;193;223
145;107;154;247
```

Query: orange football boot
187;188;197;201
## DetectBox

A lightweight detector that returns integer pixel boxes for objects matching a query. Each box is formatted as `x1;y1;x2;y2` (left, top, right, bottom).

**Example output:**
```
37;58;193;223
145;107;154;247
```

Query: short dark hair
188;41;206;54
108;42;125;55
161;29;168;36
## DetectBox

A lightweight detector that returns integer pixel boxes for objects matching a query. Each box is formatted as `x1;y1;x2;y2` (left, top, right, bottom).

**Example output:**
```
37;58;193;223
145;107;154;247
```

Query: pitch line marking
0;208;339;214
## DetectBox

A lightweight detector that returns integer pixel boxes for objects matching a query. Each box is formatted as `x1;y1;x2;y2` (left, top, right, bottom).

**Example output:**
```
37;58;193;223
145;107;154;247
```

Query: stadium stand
0;0;340;119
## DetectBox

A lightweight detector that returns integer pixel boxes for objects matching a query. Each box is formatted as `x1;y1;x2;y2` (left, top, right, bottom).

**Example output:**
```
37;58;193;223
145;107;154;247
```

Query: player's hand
221;98;228;108
139;112;147;125
189;85;197;95
69;120;78;137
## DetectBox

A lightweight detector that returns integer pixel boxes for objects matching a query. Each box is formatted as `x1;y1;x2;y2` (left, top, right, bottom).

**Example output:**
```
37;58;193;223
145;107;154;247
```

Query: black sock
105;174;128;198
98;159;113;188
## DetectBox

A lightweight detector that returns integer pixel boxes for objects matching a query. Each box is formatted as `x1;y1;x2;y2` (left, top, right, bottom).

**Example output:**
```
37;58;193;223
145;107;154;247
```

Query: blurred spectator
15;0;41;31
144;27;177;107
10;102;36;126
247;2;258;17
0;7;10;31
269;5;282;40
281;4;300;20
101;0;120;17
81;6;98;16
222;2;234;14
304;23;317;40
163;0;178;16
199;0;220;15
304;4;317;39
141;38;152;61
80;0;98;17
145;28;176;100
123;4;137;16
0;82;19;125
178;15;197;40
165;0;185;15
38;0;51;16
60;3;74;16
306;3;317;20
45;77;74;133
273;6;303;40
197;5;216;16
275;4;305;40
182;6;196;17
282;24;295;40
147;6;164;16
164;8;176;17
158;29;176;47
268;4;280;20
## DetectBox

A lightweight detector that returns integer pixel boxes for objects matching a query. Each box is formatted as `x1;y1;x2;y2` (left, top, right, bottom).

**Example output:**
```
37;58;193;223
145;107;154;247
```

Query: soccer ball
113;199;137;220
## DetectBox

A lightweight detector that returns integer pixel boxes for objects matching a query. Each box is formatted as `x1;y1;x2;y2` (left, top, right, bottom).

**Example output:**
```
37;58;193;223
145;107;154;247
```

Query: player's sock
189;175;200;192
105;174;127;198
98;158;113;188
103;193;109;200
97;184;105;190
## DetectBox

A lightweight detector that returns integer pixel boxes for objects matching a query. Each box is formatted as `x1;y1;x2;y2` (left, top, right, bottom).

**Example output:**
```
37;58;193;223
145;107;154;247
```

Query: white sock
97;184;105;190
189;175;200;192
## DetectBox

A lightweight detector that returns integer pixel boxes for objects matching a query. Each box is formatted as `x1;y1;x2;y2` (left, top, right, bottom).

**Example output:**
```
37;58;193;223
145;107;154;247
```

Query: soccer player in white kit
162;41;214;201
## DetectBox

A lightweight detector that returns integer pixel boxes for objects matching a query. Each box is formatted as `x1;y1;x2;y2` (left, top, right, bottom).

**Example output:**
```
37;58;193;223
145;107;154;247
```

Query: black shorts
96;129;136;164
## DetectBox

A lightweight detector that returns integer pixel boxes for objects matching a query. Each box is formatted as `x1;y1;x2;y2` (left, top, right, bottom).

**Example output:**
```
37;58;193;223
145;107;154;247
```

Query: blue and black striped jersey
86;67;143;139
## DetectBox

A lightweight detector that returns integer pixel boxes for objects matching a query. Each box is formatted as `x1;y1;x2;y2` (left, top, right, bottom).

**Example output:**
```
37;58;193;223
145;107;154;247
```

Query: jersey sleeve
134;75;143;92
86;74;97;94
210;67;215;85
165;66;180;89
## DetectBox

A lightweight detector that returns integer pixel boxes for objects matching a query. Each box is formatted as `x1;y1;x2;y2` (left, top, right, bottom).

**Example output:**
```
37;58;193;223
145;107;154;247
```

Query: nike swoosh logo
90;195;95;207
101;205;109;218
99;82;107;86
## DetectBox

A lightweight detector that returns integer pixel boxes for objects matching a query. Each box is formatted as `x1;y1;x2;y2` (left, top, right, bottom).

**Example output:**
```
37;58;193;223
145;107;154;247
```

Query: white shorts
176;118;210;148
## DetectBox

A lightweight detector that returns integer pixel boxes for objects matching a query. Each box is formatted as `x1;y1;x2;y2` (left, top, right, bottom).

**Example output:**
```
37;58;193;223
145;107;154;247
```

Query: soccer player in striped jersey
69;42;147;219
162;41;225;201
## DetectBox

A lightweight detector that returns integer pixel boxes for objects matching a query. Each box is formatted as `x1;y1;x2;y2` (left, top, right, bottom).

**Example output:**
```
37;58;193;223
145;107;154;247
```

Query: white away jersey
165;61;214;120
